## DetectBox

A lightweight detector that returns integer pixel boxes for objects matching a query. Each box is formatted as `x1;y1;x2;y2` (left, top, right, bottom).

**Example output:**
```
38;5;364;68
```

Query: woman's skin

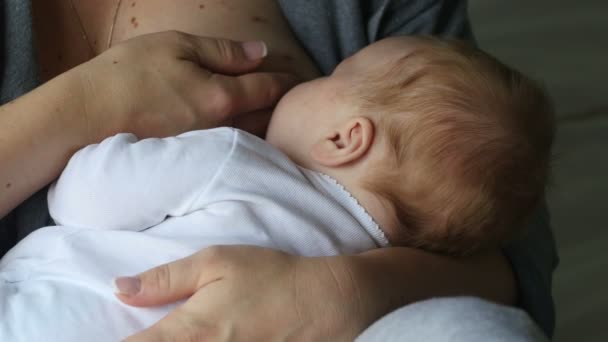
0;1;517;340
118;246;515;341
32;0;320;82
0;33;297;218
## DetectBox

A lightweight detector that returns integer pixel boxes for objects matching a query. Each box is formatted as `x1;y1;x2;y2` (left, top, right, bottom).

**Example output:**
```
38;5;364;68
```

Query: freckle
199;4;205;9
113;60;118;64
131;1;136;7
251;15;267;23
5;183;11;189
131;17;139;28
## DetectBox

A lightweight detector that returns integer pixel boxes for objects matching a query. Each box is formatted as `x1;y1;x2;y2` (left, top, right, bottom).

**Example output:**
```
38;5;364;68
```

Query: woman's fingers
120;246;304;342
114;253;216;307
120;246;367;341
78;31;301;139
201;72;299;122
123;286;226;342
185;35;269;74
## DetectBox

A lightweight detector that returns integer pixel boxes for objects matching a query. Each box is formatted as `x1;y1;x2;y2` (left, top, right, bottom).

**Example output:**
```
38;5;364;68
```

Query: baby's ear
310;117;375;167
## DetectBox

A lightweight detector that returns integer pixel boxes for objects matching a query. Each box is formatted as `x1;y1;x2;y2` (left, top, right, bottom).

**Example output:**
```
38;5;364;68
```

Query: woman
0;0;557;340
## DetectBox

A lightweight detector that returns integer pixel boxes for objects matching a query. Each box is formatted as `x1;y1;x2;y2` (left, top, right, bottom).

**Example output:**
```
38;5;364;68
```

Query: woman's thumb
188;35;268;74
113;257;202;307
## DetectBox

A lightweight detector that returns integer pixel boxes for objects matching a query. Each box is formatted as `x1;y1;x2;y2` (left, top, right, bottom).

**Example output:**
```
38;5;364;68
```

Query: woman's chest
32;0;319;82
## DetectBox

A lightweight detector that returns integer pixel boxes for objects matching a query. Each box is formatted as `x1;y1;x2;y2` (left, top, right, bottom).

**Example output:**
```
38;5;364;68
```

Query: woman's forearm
343;247;517;325
0;71;91;217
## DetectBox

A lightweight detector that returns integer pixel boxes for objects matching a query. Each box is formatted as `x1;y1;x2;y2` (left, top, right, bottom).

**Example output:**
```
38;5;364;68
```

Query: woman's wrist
52;69;101;146
291;254;373;339
340;247;517;326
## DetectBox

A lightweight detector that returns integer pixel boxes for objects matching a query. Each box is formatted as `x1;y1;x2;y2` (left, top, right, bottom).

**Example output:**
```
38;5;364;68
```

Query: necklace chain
68;0;122;57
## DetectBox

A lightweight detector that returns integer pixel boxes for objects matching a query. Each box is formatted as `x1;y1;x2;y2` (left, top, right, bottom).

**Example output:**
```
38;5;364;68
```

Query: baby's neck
317;167;400;244
266;135;400;244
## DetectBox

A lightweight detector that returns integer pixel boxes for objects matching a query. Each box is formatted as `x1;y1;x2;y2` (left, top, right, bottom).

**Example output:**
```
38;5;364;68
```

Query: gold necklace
68;0;122;57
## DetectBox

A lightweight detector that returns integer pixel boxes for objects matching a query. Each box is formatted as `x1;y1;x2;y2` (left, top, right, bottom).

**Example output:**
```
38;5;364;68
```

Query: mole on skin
131;17;139;28
251;15;267;23
131;2;136;7
199;4;205;9
5;183;11;189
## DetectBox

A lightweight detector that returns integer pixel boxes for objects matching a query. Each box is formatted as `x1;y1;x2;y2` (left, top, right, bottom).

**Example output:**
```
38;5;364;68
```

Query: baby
0;36;554;341
267;35;554;255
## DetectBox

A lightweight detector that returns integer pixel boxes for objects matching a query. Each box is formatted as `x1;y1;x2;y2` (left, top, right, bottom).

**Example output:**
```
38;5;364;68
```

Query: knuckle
164;29;186;40
200;245;229;264
198;245;239;273
162;30;192;50
208;84;236;118
266;77;284;103
105;41;136;61
213;38;240;64
155;30;185;47
169;30;192;46
148;263;173;292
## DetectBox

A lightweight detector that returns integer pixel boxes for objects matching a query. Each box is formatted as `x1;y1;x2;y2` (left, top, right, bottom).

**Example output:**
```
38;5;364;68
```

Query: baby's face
266;36;421;166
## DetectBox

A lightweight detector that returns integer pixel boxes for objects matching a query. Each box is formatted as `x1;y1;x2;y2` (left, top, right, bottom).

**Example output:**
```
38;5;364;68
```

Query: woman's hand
115;245;516;342
0;31;297;217
74;31;299;142
115;246;369;342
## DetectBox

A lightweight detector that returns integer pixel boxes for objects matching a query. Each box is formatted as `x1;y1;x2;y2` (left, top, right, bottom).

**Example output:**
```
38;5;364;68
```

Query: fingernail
242;41;267;60
113;276;141;296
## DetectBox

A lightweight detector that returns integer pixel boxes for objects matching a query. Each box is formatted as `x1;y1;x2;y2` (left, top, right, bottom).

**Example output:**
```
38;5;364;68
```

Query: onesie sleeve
48;128;237;232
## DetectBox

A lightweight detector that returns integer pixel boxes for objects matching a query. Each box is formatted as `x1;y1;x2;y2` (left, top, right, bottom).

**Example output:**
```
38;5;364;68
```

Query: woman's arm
117;245;515;341
0;72;89;218
346;247;516;323
0;33;296;219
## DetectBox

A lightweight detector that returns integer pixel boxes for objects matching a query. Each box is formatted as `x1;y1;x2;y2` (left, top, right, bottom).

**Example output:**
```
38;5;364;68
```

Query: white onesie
0;128;388;341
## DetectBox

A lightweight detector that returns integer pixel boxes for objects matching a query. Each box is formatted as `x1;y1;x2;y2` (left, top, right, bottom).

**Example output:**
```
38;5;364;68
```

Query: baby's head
267;36;555;255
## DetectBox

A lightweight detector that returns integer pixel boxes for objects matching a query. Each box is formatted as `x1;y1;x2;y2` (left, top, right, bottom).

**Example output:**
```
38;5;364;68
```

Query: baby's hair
356;36;555;255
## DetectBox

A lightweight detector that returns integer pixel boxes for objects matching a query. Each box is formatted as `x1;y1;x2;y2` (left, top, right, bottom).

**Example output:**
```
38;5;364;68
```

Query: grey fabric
1;0;39;102
356;297;548;342
0;0;557;337
277;0;473;75
0;0;52;254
